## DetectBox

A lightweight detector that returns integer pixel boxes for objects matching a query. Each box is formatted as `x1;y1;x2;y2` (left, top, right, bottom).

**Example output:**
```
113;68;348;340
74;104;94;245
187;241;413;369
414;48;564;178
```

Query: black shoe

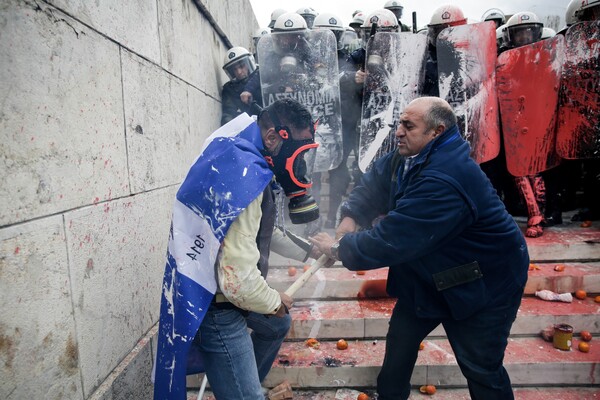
542;214;562;227
571;208;600;221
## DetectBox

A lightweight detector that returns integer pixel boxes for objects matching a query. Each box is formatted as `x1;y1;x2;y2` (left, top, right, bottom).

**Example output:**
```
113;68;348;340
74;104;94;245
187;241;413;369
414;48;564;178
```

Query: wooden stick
284;254;330;297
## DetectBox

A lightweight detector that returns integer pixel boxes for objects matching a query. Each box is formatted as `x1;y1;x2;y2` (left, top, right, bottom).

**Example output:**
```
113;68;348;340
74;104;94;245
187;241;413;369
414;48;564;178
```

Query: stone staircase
187;217;600;399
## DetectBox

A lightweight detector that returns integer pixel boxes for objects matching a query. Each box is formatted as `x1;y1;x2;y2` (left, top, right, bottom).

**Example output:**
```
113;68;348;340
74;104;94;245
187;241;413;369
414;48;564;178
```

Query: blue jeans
197;304;291;399
377;287;523;400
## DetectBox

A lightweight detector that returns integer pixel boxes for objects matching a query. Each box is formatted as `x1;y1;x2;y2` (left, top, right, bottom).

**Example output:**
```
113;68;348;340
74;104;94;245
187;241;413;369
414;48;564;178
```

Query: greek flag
153;114;273;399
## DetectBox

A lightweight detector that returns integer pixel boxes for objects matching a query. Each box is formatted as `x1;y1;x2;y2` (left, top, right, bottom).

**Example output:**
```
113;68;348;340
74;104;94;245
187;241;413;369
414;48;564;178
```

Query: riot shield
437;21;500;164
556;21;600;160
496;35;565;177
258;29;343;172
358;32;427;172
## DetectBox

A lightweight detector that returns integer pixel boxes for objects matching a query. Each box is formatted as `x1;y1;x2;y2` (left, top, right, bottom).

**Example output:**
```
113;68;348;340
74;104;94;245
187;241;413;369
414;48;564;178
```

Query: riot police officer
221;47;258;125
423;5;467;97
383;0;411;32
296;6;318;29
502;12;548;237
482;8;506;29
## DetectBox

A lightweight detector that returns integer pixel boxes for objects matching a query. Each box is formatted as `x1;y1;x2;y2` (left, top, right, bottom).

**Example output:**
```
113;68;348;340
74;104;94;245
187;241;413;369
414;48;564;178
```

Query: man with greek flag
154;99;319;399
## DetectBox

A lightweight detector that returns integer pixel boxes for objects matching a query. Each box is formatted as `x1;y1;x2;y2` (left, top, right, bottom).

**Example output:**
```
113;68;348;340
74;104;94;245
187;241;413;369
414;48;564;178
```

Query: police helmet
313;12;345;44
482;8;506;28
574;0;600;22
427;5;467;46
272;12;309;55
503;11;543;49
268;9;287;29
541;27;556;39
222;47;256;81
384;0;404;21
296;7;318;28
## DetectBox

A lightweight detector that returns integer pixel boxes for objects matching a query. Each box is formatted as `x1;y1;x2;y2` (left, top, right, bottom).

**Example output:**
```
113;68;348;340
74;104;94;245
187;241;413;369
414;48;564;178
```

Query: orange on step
336;339;348;350
287;266;297;276
578;341;590;353
575;289;587;300
357;393;369;400
419;385;437;395
305;338;320;349
419;341;425;350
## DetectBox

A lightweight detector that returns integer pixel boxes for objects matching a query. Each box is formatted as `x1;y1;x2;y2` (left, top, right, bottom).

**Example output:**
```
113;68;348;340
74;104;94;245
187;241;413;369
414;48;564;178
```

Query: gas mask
260;107;320;224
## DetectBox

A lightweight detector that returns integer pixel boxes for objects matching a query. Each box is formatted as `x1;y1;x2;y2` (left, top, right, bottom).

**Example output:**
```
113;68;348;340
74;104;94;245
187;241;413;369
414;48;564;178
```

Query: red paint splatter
14;247;20;255
103;203;110;213
357;279;388;299
93;197;100;204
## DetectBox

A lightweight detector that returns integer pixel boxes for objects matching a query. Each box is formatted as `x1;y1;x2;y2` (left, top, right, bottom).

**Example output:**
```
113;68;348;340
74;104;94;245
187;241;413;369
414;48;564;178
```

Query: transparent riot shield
258;29;343;172
497;35;565;177
358;32;427;172
556;21;600;160
437;21;500;164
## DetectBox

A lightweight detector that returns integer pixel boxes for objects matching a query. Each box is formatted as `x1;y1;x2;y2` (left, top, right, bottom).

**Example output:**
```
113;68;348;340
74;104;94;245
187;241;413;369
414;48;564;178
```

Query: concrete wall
0;0;257;398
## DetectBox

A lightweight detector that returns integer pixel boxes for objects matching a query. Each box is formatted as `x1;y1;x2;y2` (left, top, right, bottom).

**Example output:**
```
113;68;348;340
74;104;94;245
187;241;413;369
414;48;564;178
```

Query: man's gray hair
423;98;457;131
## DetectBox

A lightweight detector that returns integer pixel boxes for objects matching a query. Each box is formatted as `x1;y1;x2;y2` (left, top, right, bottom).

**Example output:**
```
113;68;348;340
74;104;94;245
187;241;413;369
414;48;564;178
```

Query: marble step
524;224;600;262
267;262;600;300
188;387;600;400
262;336;600;389
285;297;600;340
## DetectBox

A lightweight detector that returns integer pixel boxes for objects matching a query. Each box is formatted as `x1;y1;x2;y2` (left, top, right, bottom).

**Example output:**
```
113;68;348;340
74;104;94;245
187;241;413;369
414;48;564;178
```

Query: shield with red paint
436;21;500;164
358;32;427;172
556;21;600;160
496;35;565;177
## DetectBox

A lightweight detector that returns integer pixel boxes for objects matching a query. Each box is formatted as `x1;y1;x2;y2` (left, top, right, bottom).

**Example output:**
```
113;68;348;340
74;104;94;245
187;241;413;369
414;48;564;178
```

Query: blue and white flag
153;114;273;399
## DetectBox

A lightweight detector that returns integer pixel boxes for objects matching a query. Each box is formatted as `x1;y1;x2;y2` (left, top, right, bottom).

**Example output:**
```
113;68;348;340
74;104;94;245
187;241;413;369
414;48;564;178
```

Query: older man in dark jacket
310;97;529;400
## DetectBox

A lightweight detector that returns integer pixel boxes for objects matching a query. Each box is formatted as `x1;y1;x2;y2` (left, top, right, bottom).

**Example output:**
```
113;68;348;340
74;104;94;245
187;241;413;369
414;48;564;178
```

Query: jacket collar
413;124;461;165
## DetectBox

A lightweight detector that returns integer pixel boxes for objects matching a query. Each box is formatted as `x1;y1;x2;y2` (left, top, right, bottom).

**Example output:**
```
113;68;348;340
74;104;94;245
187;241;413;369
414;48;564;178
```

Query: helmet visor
579;5;600;22
506;24;542;48
272;31;308;55
223;57;255;81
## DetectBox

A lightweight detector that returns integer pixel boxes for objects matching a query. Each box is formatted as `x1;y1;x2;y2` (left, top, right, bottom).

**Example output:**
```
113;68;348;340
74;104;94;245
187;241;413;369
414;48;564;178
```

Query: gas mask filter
260;106;320;224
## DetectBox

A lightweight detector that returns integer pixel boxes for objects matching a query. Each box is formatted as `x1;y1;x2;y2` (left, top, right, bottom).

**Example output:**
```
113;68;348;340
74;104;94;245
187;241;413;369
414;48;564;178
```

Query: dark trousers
377;289;522;399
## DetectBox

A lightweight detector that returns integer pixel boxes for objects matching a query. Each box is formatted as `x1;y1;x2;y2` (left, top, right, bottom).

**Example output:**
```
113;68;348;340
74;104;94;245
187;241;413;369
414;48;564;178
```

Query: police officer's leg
247;311;292;382
327;163;351;225
442;288;522;400
377;303;439;400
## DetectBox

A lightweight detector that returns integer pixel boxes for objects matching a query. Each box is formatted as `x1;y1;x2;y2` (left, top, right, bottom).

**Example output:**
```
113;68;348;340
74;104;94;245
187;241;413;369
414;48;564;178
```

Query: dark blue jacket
339;125;529;320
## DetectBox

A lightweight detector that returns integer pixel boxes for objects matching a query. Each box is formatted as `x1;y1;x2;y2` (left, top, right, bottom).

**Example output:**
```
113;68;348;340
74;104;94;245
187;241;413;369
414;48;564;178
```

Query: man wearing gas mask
190;98;319;399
